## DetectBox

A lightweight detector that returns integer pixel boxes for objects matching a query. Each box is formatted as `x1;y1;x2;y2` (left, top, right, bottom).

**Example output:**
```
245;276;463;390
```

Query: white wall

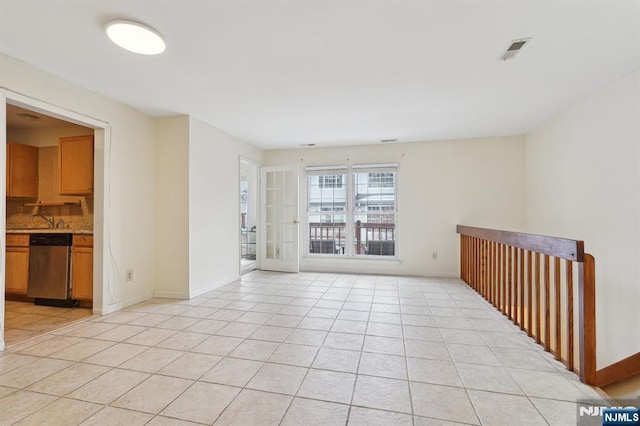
526;69;640;377
188;117;262;296
264;136;526;276
155;116;190;298
0;54;157;323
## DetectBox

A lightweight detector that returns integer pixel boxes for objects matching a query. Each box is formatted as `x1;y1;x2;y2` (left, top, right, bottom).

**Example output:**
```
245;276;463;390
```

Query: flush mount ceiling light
106;20;165;55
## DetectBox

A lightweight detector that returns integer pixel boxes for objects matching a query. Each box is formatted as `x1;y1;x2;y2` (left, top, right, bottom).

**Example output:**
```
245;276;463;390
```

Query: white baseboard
189;275;241;298
153;291;190;300
99;292;154;315
421;272;460;278
300;264;459;279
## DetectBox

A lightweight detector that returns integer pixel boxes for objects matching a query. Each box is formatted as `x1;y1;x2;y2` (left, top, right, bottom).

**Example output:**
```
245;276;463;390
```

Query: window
306;164;397;257
307;169;348;254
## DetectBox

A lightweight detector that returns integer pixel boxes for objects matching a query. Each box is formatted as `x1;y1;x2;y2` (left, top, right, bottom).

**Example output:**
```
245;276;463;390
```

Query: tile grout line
277;273;342;426
345;278;375;426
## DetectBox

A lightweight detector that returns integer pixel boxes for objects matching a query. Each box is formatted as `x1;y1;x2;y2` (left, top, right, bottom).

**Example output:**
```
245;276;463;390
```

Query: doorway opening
240;158;259;275
3;104;95;346
1;91;109;351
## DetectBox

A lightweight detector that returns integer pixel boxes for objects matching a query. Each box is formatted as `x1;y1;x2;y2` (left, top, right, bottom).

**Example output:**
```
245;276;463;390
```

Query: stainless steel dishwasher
27;233;74;306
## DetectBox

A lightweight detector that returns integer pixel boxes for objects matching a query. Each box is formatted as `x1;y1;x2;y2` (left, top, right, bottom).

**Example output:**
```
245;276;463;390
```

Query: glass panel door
260;165;299;272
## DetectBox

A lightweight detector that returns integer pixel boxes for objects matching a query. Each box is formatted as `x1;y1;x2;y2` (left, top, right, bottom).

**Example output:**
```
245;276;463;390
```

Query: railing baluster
544;255;551;352
492;241;497;307
484;240;488;298
566;260;574;371
511;247;520;324
579;253;596;384
535;252;541;345
527;250;532;337
502;244;507;315
475;238;480;291
465;236;469;282
496;243;502;310
507;246;512;320
519;248;525;330
555;256;562;361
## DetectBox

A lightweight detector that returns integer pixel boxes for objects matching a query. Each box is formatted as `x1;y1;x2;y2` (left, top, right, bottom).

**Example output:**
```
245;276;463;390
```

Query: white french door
260;166;299;272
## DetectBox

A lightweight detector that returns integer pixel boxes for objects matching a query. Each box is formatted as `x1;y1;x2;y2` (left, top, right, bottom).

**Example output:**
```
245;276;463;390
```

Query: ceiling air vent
381;139;398;143
300;143;315;147
500;38;531;61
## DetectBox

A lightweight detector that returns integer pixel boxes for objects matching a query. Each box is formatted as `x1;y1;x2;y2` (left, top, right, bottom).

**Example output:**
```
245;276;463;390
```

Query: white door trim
0;89;111;350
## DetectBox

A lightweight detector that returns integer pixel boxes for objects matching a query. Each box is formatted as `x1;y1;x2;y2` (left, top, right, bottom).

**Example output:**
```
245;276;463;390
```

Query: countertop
6;229;93;235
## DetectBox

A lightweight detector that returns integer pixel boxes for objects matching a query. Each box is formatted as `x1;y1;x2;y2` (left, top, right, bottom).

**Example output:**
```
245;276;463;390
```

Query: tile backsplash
6;146;93;231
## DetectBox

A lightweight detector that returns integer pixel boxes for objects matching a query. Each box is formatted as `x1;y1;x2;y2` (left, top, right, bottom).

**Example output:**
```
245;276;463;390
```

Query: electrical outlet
126;269;134;282
432;251;438;260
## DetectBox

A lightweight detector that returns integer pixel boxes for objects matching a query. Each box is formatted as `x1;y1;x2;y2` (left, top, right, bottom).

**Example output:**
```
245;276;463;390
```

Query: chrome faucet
30;210;55;228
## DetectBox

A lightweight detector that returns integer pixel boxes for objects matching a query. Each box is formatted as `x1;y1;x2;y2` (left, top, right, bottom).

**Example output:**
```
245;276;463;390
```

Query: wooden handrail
456;225;584;261
457;225;596;385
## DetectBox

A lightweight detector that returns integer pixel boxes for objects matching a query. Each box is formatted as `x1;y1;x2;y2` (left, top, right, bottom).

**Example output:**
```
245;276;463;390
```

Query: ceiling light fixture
17;112;39;121
106;20;166;55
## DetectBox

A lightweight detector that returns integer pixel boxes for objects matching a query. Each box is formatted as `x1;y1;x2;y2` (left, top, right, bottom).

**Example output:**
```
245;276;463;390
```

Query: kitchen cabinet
59;135;94;195
71;235;93;301
5;234;30;295
6;143;39;198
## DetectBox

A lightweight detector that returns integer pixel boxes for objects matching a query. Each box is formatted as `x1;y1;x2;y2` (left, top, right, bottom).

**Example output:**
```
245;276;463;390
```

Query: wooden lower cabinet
72;235;93;302
5;247;29;295
5;234;30;296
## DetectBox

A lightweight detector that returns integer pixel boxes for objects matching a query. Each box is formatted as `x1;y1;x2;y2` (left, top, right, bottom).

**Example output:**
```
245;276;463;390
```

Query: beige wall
264;136;526;276
1;54;157;328
526;69;640;391
188;117;262;296
154;116;263;298
155;116;190;298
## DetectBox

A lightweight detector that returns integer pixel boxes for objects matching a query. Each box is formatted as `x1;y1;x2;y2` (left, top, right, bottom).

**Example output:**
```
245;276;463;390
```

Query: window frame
305;164;398;259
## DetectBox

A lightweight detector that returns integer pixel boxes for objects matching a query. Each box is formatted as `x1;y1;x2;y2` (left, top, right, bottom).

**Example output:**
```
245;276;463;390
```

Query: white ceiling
1;1;639;149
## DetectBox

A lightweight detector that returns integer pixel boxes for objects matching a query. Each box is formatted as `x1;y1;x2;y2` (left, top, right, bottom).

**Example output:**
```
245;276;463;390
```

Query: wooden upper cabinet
6;143;39;198
59;135;94;195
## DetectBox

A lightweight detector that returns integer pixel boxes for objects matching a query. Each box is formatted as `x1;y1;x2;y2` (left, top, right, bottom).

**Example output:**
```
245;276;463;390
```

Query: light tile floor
0;271;607;425
4;300;93;346
241;258;257;275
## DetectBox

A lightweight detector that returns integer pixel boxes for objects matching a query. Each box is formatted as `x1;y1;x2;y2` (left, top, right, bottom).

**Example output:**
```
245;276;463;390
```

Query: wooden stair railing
457;225;596;385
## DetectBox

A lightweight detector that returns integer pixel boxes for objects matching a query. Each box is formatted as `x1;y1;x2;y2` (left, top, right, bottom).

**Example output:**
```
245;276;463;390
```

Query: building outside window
306;164;397;257
318;174;344;189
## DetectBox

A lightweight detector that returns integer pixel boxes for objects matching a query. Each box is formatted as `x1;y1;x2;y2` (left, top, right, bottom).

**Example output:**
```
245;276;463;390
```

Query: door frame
0;89;110;350
239;156;261;274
